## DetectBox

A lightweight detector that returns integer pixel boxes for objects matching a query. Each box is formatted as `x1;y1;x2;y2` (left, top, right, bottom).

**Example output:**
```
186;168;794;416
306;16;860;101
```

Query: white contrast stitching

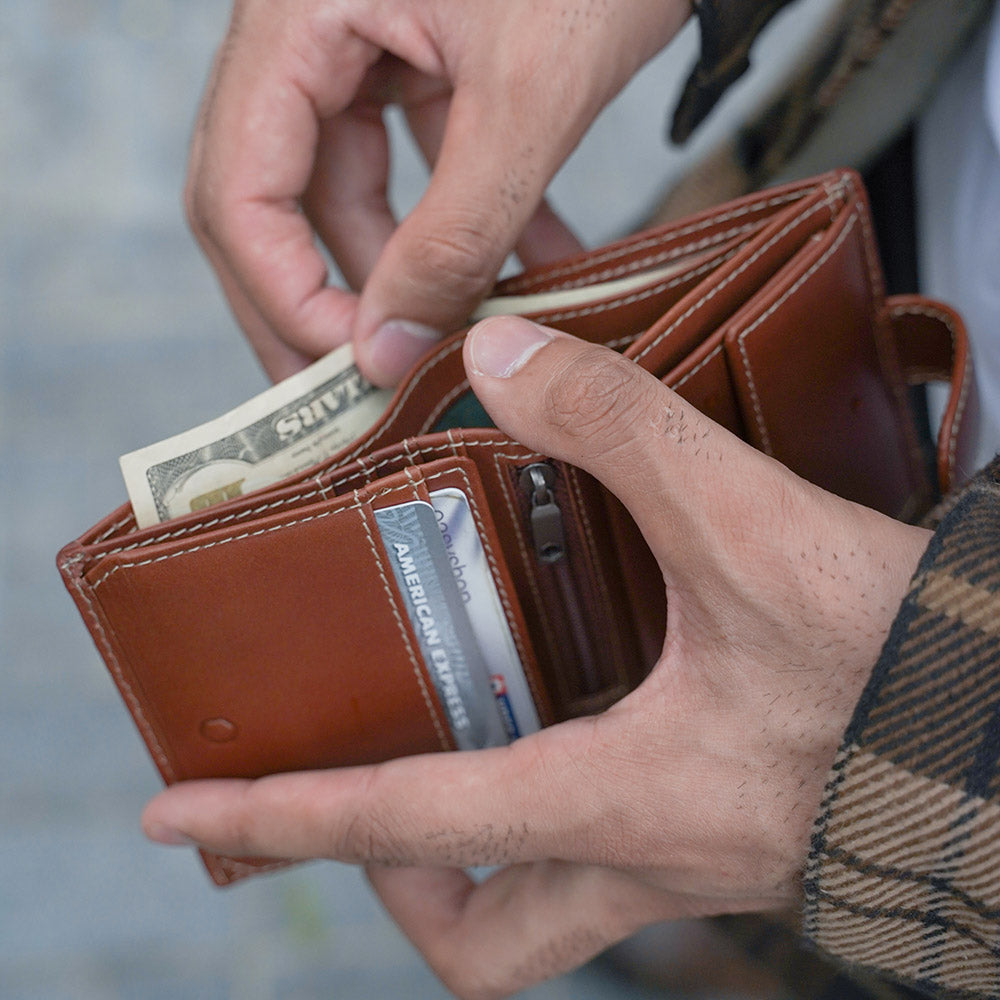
608;332;641;351
529;247;741;326
82;185;844;559
502;221;758;291
633;188;843;366
672;342;725;389
338;339;467;465
64;564;175;778
734;210;861;454
842;175;883;302
422;379;471;434
356;493;451;752
92;438;523;562
98;489;327;557
90;481;426;587
547;223;756;287
92;505;361;588
326;438;518;493
95;512;135;543
445;428;463;460
501;188;809;290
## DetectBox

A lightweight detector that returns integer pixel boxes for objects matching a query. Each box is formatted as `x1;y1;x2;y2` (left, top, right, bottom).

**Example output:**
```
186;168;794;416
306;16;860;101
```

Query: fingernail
365;320;442;384
144;822;196;847
468;318;553;378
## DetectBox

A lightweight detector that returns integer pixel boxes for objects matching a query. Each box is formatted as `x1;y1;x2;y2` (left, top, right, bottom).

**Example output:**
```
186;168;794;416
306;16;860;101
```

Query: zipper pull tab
520;463;565;563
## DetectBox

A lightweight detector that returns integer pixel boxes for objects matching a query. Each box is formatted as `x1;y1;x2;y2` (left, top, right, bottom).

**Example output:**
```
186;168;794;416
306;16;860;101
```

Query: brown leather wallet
58;170;970;884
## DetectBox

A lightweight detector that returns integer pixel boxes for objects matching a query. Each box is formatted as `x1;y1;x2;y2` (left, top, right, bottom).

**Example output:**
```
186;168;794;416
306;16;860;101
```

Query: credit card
373;499;510;751
429;488;541;739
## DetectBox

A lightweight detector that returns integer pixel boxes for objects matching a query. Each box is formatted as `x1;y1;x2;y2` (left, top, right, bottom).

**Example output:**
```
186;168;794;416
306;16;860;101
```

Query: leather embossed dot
200;718;238;742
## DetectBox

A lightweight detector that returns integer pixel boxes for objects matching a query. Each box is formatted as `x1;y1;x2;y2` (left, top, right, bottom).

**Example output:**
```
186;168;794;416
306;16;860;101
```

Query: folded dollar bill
121;258;695;527
120;344;392;528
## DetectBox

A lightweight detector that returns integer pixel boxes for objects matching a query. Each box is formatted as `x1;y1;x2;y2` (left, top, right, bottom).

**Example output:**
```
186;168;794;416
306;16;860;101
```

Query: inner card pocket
80;481;462;788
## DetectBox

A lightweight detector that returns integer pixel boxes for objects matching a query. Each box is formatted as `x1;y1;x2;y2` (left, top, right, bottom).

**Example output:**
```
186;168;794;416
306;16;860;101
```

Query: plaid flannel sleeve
804;457;1000;999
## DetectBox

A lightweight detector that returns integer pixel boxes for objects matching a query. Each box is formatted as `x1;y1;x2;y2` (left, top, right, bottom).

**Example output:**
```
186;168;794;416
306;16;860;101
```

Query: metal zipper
519;463;602;696
520;463;565;563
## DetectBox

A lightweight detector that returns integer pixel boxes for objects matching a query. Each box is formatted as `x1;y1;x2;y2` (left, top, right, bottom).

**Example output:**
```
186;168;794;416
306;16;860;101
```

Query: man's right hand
184;0;691;384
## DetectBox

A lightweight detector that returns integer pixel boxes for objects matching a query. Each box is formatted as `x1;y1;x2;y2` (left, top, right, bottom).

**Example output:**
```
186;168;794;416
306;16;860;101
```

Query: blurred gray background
1;1;836;997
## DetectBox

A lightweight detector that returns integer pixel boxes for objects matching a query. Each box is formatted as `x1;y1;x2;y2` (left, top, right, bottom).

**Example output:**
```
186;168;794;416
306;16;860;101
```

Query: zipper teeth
551;556;602;696
520;462;603;698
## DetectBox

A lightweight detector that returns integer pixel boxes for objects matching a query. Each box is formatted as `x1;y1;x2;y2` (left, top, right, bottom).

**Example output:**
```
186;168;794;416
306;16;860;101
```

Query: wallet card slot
81;480;460;785
494;176;827;296
414;461;552;728
367;461;552;740
311;437;632;723
483;235;752;348
627;182;848;379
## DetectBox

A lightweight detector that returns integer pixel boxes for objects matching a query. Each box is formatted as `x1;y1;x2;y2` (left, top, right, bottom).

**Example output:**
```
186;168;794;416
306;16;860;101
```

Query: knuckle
183;163;238;256
331;771;412;866
183;174;218;246
543;351;658;446
335;811;374;862
438;911;615;1000
337;813;399;865
225;782;272;858
405;222;499;307
434;959;507;1000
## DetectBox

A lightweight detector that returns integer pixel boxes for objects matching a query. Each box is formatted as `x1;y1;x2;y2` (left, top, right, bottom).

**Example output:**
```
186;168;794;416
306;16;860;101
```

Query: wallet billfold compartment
59;170;970;884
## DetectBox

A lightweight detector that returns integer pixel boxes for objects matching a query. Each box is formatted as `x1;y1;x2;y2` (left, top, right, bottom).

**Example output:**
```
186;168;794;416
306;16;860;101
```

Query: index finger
141;720;601;868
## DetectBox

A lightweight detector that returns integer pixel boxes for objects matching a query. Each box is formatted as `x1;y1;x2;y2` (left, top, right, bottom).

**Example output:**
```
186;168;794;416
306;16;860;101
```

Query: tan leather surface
58;170;969;885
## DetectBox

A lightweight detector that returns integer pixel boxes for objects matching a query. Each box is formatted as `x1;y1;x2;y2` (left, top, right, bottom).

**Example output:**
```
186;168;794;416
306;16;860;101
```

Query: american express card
429;488;541;739
373;500;509;750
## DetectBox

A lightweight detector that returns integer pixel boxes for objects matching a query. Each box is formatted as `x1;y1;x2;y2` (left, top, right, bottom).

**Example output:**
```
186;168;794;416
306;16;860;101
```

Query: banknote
120;344;392;528
121;263;689;528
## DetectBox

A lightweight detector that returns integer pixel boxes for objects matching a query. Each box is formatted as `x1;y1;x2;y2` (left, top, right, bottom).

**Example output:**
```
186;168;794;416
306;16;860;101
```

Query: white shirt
918;2;1000;478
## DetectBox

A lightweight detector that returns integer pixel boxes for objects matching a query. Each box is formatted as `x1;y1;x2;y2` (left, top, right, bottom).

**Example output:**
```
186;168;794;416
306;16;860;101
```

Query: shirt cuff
803;456;1000;997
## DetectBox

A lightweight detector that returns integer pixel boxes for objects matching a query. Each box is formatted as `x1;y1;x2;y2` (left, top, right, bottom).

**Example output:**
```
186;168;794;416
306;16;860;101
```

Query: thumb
463;316;780;563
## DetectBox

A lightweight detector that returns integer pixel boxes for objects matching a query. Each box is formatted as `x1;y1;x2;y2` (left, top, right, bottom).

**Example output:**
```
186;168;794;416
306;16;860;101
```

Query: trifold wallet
59;170;970;884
